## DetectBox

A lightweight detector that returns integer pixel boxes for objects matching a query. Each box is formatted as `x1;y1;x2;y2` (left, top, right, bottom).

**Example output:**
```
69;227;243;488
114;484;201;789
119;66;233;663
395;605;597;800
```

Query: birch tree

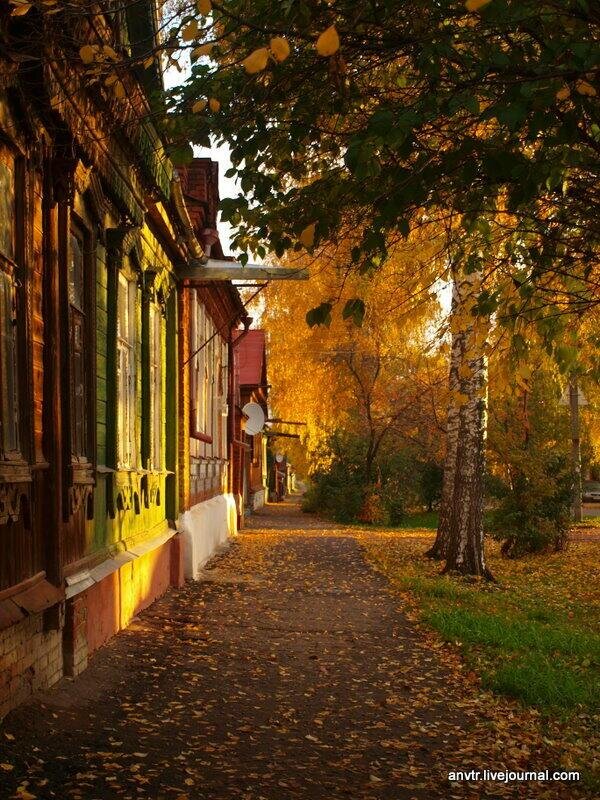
428;266;492;577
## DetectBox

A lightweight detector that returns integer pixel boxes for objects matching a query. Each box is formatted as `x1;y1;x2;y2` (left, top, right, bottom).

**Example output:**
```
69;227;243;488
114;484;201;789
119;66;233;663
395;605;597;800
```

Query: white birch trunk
427;280;463;560
439;271;492;578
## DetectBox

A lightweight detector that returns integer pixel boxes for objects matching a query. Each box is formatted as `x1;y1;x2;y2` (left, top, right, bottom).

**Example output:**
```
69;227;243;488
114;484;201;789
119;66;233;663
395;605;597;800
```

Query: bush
488;454;573;557
302;430;440;526
418;461;444;511
302;470;364;523
357;489;389;525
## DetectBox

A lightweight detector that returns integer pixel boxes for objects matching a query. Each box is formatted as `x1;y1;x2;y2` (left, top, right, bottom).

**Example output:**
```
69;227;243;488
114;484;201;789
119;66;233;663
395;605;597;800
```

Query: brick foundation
0;612;64;721
1;533;184;720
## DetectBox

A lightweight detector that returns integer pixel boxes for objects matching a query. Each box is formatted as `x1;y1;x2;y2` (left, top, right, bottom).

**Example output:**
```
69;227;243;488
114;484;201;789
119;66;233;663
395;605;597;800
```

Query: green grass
395;509;498;530
487;657;598;710
364;536;600;715
395;510;439;529
362;533;600;789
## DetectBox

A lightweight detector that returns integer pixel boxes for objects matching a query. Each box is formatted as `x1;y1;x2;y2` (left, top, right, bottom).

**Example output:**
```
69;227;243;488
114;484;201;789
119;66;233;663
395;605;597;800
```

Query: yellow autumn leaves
465;0;492;11
299;223;316;248
242;26;339;75
242;36;292;74
192;97;220;113
315;26;340;57
243;47;271;75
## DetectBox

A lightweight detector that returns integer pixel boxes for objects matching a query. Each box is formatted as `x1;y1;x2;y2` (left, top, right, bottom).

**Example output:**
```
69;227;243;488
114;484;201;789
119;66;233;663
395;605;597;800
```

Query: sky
163;55;239;255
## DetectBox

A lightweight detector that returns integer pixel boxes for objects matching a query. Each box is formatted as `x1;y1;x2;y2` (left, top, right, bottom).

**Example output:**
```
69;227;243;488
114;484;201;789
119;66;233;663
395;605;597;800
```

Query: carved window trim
0;140;26;465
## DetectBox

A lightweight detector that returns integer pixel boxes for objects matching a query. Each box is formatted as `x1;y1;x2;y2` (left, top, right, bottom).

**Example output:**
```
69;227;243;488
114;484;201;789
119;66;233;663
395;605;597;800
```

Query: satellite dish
242;402;266;435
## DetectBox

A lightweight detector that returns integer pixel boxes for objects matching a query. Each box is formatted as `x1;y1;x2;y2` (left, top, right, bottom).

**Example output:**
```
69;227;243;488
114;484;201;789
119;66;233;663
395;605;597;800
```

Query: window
189;294;227;453
149;303;162;470
0;154;15;261
117;271;137;469
0;147;20;460
190;294;210;441
0;273;19;458
68;226;88;459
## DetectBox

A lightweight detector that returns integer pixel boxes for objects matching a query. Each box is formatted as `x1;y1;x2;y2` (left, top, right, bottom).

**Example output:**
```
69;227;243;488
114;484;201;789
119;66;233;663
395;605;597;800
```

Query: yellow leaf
208;97;221;112
182;20;200;42
270;37;290;63
197;0;212;14
316;26;340;57
79;45;97;65
517;364;531;379
113;81;126;99
104;74;118;87
192;43;214;59
102;45;119;61
192;98;207;113
555;85;570;101
575;80;596;97
242;47;270;75
0;763;14;771
458;364;472;379
465;0;492;11
299;223;316;248
10;1;32;16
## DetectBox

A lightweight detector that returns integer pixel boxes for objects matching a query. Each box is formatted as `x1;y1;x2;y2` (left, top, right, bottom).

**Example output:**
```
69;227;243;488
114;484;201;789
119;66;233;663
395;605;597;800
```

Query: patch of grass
485;657;599;711
361;531;600;787
424;607;600;666
573;515;600;528
363;534;600;714
395;510;439;529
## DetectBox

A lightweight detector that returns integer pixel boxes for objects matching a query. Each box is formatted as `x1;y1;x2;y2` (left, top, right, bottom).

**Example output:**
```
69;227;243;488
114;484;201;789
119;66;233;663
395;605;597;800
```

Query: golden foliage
270;37;291;63
258;225;448;471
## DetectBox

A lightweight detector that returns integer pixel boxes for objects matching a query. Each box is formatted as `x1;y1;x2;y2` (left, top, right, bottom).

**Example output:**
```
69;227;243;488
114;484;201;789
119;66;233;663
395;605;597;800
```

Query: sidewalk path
0;499;587;799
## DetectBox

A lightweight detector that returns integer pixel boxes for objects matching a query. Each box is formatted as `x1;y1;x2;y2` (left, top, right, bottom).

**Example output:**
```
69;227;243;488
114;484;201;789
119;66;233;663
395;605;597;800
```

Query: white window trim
117;272;137;470
149;302;162;471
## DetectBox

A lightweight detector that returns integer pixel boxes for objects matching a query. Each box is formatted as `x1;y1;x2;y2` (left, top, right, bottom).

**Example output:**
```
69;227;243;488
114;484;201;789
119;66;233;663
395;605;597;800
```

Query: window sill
191;432;213;444
0;460;32;484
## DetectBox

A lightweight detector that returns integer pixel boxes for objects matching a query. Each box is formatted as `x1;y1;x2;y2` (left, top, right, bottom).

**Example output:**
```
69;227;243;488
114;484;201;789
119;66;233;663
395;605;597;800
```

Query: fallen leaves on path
0;502;596;798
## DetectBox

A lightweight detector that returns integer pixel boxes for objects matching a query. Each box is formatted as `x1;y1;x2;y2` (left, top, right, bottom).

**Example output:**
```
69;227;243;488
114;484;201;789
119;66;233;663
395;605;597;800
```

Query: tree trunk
569;381;582;523
435;269;492;579
425;302;463;560
443;351;492;579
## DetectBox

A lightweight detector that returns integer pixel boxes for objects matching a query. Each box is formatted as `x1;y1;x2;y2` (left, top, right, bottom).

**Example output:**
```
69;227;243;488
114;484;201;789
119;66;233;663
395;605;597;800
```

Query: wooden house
234;330;270;520
174;160;248;578
0;0;288;720
0;1;248;718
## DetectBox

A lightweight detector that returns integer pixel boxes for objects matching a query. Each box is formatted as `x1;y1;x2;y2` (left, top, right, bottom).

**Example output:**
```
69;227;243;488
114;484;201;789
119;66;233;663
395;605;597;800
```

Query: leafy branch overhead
17;0;599;350
159;0;599;347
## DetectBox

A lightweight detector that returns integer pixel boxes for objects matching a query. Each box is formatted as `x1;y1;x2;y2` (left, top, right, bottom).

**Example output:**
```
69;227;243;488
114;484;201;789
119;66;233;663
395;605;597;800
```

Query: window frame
0;142;25;463
116;268;138;470
189;293;213;444
148;300;163;471
67;216;94;464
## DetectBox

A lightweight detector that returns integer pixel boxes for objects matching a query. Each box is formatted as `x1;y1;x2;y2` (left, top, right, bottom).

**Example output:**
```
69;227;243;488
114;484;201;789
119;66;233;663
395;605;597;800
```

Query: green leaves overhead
167;0;599;341
306;302;333;328
342;298;366;327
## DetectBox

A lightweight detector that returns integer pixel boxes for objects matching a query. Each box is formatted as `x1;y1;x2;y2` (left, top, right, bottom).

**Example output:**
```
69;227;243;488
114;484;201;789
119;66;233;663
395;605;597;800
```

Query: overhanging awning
178;257;309;282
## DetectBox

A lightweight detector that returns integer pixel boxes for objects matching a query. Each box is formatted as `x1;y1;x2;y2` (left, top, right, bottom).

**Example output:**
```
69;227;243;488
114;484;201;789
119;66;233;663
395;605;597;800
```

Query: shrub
357;489;389;525
488;453;573;557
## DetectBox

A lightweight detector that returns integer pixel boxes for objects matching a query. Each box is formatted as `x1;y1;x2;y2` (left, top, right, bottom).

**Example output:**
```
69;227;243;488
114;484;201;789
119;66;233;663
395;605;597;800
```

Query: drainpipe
227;315;252;509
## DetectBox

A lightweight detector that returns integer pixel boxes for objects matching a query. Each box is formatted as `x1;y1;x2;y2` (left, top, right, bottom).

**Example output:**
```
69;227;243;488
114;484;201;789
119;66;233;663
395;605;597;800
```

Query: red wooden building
234;330;270;519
